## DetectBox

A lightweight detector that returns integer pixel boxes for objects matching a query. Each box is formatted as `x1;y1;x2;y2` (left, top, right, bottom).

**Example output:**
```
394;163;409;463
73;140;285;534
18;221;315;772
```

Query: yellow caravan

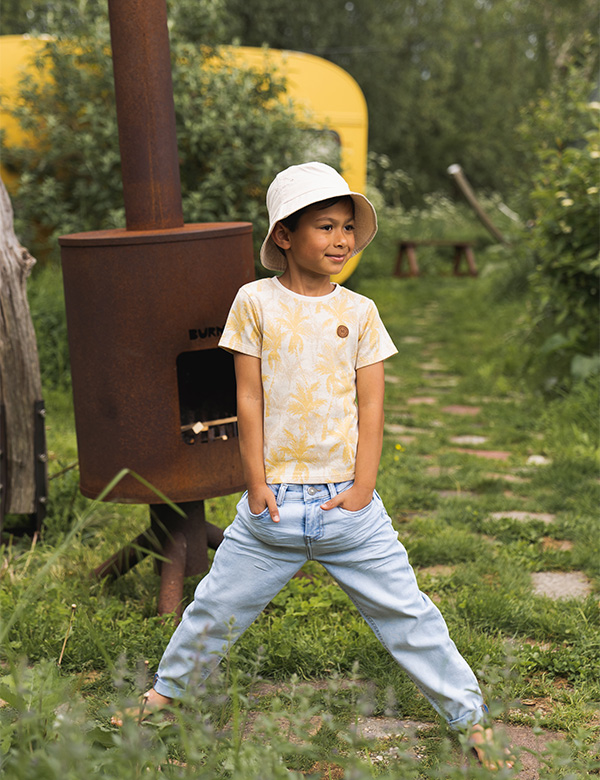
0;36;368;280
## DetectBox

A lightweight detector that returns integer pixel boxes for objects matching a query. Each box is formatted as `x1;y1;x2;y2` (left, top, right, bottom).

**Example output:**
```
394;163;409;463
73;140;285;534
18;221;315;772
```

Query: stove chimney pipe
107;0;184;230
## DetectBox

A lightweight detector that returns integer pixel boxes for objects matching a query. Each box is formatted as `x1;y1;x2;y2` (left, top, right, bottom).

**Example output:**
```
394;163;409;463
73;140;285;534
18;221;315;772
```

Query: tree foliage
1;1;318;260
516;47;600;386
224;0;598;200
3;0;597;207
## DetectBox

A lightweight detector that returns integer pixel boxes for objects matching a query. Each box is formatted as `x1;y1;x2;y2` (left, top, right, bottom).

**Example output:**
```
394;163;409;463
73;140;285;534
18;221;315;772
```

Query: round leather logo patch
337;325;349;338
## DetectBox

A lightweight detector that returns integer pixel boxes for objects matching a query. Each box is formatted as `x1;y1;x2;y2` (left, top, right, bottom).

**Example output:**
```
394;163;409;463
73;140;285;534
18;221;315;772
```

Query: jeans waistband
268;481;354;506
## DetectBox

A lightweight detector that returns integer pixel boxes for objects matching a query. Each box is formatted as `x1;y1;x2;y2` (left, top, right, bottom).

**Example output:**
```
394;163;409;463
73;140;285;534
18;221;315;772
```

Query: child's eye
320;225;333;231
345;224;355;231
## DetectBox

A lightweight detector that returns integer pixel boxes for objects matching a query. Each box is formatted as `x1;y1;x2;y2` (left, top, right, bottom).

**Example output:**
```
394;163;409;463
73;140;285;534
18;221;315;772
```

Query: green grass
1;251;599;778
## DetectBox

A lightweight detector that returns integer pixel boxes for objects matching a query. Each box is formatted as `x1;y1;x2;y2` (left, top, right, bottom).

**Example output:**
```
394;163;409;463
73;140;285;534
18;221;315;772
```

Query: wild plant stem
58;603;77;667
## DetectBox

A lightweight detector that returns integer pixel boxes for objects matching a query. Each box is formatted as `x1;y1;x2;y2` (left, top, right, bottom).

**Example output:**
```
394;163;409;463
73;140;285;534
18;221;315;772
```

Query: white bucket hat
260;161;378;272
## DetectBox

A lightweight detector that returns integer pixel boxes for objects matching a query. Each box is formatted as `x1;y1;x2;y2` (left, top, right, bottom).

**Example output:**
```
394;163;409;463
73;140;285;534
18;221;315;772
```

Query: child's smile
275;201;356;292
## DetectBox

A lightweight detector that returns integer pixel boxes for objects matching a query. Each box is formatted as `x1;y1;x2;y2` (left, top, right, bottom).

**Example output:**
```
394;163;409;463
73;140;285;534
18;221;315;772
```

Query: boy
131;162;509;768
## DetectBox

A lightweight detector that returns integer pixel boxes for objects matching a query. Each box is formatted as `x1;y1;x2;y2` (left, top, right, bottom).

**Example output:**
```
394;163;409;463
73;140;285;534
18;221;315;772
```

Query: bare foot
468;723;515;771
111;688;173;726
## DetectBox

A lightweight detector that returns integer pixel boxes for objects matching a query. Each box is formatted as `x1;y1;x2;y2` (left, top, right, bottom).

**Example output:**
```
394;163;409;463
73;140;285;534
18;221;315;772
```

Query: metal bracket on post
33;400;48;533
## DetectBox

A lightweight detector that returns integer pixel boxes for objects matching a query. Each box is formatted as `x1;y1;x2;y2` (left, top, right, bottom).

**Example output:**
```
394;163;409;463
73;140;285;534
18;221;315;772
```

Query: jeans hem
448;703;488;731
153;675;184;700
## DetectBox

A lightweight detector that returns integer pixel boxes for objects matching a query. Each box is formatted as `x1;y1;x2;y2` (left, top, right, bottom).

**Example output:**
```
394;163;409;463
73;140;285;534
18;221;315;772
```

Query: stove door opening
177;349;238;445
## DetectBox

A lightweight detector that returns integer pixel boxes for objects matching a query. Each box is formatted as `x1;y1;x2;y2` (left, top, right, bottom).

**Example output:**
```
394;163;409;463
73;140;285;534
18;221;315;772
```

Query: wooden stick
181;416;238;434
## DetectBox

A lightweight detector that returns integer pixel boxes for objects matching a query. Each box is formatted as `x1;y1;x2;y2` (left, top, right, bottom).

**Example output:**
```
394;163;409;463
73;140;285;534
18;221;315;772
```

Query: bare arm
321;360;385;512
233;351;280;522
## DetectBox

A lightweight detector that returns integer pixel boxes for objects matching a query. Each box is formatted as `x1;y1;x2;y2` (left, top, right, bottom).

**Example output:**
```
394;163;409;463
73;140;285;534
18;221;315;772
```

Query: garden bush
1;7;324;264
514;47;599;388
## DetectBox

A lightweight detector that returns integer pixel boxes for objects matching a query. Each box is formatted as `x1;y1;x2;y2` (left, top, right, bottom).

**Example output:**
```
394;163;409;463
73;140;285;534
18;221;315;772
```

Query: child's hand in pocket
248;484;280;523
321;484;373;513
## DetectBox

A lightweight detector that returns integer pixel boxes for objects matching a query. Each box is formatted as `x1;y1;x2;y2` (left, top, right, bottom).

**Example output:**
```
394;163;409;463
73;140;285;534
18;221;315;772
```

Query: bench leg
452;246;478;276
452;246;462;275
393;246;404;277
394;245;420;278
406;245;420;276
464;246;478;276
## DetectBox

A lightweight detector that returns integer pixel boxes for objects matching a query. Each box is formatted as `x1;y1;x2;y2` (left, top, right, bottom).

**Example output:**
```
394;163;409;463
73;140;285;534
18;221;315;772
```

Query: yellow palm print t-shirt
219;277;397;484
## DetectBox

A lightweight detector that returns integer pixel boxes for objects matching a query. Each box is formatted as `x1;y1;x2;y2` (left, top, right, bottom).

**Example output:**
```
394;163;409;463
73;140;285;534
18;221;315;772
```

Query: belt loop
276;484;288;506
327;483;337;500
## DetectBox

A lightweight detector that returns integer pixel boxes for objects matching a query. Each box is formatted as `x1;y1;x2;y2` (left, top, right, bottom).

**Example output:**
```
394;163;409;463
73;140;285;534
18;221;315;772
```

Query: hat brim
260;191;377;272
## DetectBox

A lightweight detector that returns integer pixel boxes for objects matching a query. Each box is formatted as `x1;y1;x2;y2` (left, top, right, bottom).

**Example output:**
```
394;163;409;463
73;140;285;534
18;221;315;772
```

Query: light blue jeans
154;482;486;729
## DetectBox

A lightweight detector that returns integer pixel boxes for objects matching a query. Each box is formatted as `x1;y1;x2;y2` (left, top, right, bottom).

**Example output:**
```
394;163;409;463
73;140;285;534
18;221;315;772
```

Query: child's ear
271;222;292;250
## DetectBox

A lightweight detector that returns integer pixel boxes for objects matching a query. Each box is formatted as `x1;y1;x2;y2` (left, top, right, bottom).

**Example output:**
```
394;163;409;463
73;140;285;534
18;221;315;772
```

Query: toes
468;724;515;771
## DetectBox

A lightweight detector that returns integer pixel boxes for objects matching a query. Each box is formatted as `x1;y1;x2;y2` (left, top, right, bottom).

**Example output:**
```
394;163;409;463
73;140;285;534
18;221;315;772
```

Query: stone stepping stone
352;716;433;741
355;719;567;779
416;386;452;395
239;711;323;742
417;564;456;578
451;447;511;461
442;405;481;416
422;342;444;351
385;423;430;435
436;489;479;499
423;374;459;387
407;396;437;405
531;571;592;600
502;490;528;501
489;510;555;524
426;465;459;477
395;509;436;523
541;537;573;551
450;435;488;445
500;724;565;780
486;472;529;484
238;681;570;779
400;336;422;344
526;454;552;466
463;395;510;403
419;361;447;371
384;374;400;384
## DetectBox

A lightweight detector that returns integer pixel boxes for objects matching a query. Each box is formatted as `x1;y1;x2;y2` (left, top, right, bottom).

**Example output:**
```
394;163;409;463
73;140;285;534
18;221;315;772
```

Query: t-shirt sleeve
218;288;262;357
356;300;398;369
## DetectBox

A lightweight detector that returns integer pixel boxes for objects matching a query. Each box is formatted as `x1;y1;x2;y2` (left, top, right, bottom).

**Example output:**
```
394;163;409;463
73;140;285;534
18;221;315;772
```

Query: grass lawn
1;259;598;778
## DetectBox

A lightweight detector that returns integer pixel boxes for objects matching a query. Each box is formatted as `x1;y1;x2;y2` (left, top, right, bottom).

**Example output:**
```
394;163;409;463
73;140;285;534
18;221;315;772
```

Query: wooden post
0;178;47;529
447;164;507;244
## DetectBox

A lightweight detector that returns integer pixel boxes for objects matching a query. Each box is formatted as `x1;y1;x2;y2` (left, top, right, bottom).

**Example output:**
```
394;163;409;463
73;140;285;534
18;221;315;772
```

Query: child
132;162;509;768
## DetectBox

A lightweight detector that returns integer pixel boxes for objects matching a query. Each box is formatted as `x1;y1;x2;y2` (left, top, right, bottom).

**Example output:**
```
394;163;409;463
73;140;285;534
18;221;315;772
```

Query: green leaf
571;353;600;380
540;332;571;354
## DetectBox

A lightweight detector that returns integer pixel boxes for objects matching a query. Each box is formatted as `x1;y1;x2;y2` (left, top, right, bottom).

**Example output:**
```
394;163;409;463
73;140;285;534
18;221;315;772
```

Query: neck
277;270;335;297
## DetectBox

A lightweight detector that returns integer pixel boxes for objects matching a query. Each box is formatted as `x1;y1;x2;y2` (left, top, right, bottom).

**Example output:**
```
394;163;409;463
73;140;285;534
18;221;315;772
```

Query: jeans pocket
335;492;376;518
241;491;271;520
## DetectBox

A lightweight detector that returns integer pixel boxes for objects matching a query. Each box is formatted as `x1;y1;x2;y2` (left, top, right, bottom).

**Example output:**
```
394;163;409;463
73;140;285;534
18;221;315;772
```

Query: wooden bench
393;240;478;278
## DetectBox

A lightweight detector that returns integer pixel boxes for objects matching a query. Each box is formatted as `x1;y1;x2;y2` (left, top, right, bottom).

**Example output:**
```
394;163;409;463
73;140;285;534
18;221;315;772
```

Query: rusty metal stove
58;0;253;615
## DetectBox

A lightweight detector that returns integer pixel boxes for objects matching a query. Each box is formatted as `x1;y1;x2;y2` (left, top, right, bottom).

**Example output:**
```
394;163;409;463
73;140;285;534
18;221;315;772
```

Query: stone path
383;343;593;605
239;681;568;778
231;304;595;777
489;511;556;524
530;571;593;600
450;447;512;460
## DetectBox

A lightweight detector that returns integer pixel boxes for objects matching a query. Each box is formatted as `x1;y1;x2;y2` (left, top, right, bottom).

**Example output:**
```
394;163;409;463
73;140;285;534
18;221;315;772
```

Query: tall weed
27;263;71;391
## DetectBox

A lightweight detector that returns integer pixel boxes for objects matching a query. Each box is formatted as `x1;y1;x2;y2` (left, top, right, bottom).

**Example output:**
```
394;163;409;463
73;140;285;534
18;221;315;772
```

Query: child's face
275;200;356;281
